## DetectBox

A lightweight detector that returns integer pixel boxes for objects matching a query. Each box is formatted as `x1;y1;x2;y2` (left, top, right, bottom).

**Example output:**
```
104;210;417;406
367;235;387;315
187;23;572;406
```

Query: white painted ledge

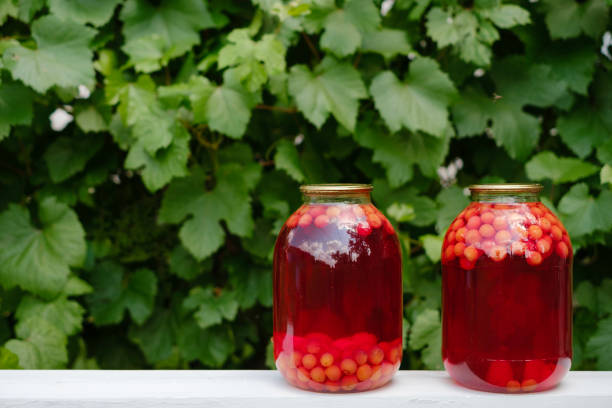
0;370;611;408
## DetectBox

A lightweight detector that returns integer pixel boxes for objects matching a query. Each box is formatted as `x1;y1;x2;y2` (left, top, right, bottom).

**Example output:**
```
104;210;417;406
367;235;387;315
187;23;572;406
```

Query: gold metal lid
300;184;373;195
468;183;543;193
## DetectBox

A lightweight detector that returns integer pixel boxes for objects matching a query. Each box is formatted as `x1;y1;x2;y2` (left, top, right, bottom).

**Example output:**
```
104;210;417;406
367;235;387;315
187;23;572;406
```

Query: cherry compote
442;184;572;393
273;185;402;392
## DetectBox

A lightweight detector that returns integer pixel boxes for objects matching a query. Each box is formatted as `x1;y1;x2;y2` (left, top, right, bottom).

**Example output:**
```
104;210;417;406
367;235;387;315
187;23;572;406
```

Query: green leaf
169;244;205;281
587;317;612;370
6;317;67;368
541;41;597;95
0;1;18;25
354;120;451;187
288;57;367;131
128;309;176;364
124;122;190;192
601;165;612;185
525;152;599;184
319;0;380;57
177;320;234;367
274;139;305;182
0;347;20;369
452;87;540;160
75;105;109;133
409;308;443;369
372;179;438;228
228;265;272;309
86;261;158;326
14;0;45;22
183;286;239;329
16;296;85;336
218;29;286;92
370;58;457;137
159;156;261;260
3;15;97;93
558;183;612;238
361;28;412;59
44;136;103;183
0;197;86;298
0;82;34;132
118;78;175;154
121;34;169;74
480;5;530;28
426;7;479;48
120;0;216;64
421;234;443;263
387;203;416;223
435;186;469;234
48;0;122;26
542;0;609;40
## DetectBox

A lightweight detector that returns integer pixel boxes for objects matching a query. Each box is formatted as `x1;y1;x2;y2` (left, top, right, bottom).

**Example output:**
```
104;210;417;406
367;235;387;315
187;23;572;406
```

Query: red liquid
442;201;572;393
273;203;402;392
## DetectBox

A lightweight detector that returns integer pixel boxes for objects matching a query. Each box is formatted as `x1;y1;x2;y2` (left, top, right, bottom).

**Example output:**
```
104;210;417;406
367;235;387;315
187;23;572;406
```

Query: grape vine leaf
354;119;451;187
86;261;158;326
542;0;609;40
288;57;367;132
360;28;412;59
558;73;612;158
228;264;273;309
316;0;380;57
274;139;305;182
452;87;540;160
16;296;85;337
48;0;122;26
124;122;190;192
558;183;612;238
525;152;599;184
479;4;530;28
2;15;97;93
44;135;104;183
120;0;216;64
0;83;34;135
121;34;169;74
14;0;44;23
118;77;175;154
372;179;438;228
421;235;443;263
0;1;18;25
602;165;612;185
5;317;67;369
169;245;207;281
0;347;20;369
0;197;86;298
409;308;443;369
159;151;261;260
218;29;286;92
177;320;234;367
128;308;176;364
183;286;239;329
370;58;457;137
587;317;612;370
541;41;597;95
435;185;469;234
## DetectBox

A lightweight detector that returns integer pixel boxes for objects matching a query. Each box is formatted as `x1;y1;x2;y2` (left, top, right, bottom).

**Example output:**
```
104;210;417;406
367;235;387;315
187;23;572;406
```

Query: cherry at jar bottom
273;197;403;392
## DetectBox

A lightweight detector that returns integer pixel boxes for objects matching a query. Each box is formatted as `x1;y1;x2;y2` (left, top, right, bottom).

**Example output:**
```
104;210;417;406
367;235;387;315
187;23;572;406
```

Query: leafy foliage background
0;0;611;370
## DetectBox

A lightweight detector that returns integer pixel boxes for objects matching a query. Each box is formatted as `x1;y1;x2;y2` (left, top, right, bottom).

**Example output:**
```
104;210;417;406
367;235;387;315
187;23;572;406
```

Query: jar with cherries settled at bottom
273;184;403;392
442;184;572;393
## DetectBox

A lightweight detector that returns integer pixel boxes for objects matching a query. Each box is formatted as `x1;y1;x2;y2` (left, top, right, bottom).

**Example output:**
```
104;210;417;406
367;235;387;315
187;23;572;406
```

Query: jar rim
300;183;373;195
468;183;543;194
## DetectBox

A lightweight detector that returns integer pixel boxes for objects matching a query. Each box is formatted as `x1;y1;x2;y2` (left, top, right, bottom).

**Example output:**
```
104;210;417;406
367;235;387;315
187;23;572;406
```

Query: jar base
444;357;571;393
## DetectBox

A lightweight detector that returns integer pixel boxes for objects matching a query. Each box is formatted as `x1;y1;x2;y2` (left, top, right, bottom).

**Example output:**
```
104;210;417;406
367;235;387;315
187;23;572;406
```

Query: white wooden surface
0;370;610;408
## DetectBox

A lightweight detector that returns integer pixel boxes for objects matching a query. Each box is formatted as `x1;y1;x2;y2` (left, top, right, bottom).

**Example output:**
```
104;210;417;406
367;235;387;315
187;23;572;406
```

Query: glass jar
441;184;572;393
273;184;402;392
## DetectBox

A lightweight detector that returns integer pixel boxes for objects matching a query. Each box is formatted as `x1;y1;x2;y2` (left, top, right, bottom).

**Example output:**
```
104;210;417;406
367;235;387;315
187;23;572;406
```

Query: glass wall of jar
441;184;572;393
273;184;402;392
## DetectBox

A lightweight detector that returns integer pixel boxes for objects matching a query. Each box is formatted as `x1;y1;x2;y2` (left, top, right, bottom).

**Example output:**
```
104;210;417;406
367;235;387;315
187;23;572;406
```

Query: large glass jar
441;184;572;393
273;184;402;392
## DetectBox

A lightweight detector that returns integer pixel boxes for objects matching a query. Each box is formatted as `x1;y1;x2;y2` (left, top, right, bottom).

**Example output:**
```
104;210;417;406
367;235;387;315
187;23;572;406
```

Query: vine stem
255;104;297;113
301;32;320;62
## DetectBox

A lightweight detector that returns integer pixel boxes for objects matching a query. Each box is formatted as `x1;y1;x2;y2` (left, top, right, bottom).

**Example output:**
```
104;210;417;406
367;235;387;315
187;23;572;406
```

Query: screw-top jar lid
468;183;543;194
300;184;373;195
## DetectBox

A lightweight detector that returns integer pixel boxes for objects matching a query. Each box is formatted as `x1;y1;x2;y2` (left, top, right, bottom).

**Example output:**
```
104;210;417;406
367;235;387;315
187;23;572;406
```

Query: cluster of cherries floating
285;203;395;237
276;332;402;392
442;201;572;269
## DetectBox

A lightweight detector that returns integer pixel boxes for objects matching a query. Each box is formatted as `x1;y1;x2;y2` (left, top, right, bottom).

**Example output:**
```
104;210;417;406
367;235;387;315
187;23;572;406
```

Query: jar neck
471;191;540;203
303;192;371;204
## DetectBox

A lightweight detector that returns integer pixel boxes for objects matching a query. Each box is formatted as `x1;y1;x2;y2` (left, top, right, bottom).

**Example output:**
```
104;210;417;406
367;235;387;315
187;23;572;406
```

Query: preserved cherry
273;184;402;392
442;184;572;393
